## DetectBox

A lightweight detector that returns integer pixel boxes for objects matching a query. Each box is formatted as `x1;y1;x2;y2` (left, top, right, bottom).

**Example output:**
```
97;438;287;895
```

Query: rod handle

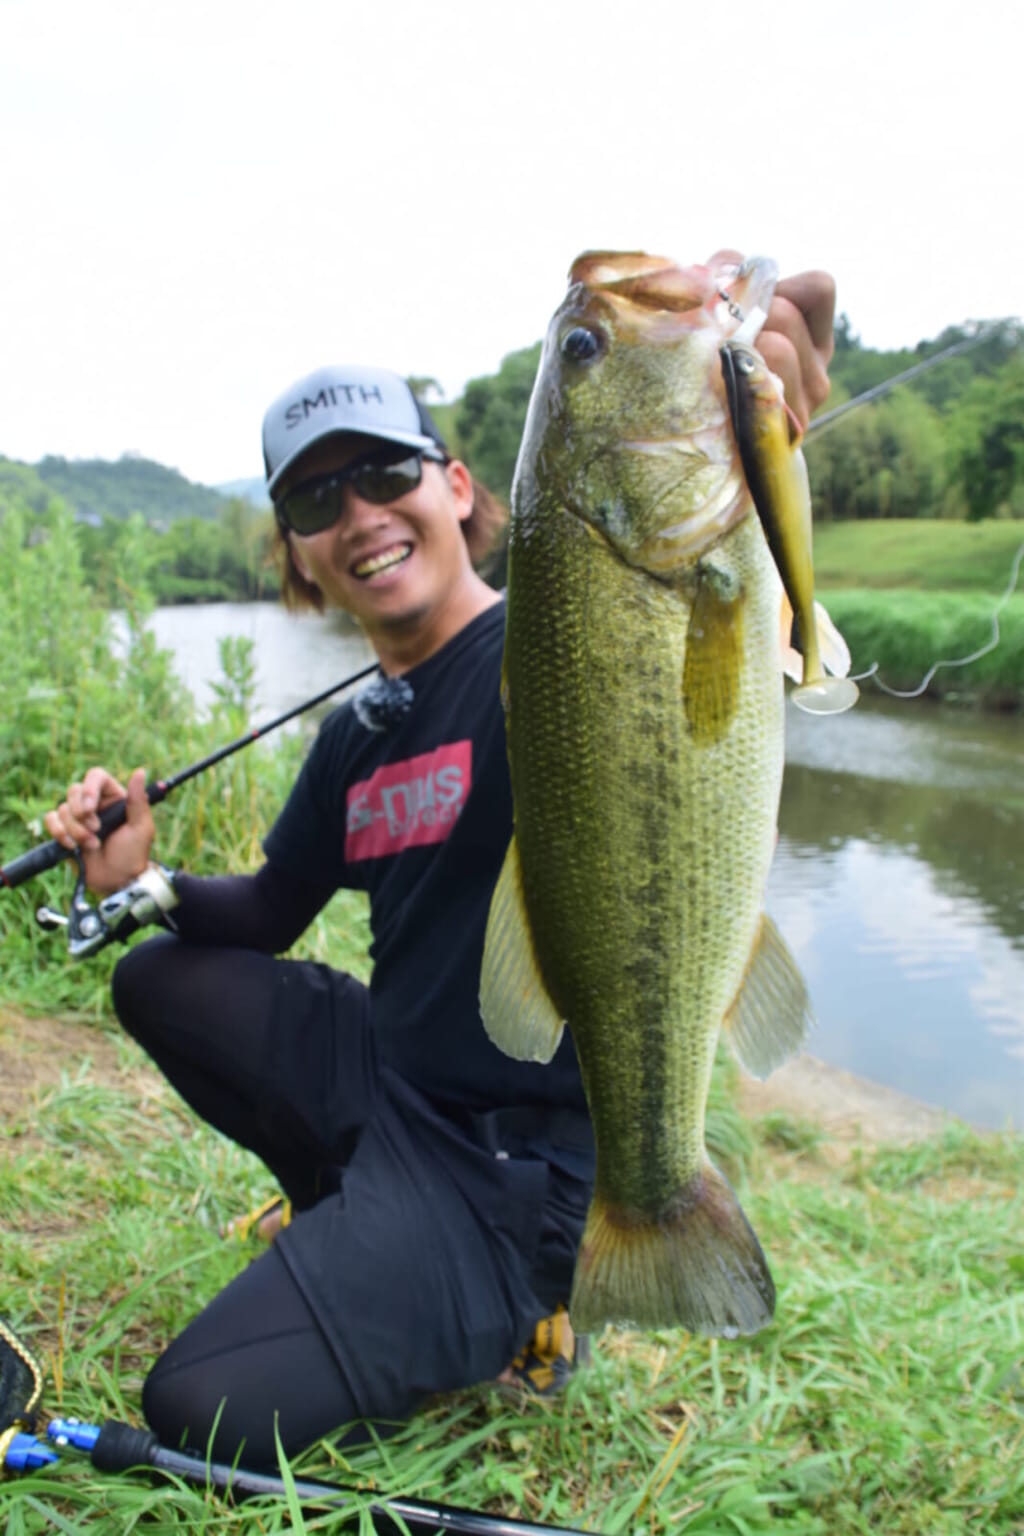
0;783;166;891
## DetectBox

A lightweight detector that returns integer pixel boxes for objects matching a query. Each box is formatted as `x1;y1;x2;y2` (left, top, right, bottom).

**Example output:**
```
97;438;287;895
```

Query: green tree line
1;315;1020;609
77;501;281;605
449;319;1023;524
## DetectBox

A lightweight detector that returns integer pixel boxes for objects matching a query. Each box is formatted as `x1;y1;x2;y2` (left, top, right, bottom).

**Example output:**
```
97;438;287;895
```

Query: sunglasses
275;446;448;537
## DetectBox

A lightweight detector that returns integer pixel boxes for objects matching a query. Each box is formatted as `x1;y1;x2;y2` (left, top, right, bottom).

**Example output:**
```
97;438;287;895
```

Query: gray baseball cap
262;365;449;498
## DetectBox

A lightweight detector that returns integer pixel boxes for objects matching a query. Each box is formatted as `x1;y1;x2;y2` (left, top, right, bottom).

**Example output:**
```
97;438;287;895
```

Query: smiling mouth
351;543;413;580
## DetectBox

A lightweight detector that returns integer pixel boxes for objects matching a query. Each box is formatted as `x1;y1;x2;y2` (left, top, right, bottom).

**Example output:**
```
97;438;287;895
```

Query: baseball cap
262;366;449;498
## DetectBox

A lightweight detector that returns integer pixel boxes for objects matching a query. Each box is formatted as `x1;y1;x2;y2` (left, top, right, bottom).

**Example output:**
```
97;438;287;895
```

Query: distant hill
0;452;276;527
29;453;230;526
217;476;271;509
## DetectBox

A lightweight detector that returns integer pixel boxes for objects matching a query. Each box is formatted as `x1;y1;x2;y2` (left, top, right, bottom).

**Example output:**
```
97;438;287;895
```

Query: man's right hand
43;767;156;896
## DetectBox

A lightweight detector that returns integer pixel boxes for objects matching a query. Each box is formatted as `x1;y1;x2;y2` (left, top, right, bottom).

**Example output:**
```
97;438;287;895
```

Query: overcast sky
1;0;1019;486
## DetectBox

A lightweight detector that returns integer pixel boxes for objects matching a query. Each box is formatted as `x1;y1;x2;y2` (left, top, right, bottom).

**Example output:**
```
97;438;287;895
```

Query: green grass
2;1020;1020;1533
813;519;1024;595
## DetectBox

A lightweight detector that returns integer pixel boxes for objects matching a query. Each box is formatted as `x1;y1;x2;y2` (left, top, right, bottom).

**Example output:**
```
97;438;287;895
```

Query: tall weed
0;507;366;1016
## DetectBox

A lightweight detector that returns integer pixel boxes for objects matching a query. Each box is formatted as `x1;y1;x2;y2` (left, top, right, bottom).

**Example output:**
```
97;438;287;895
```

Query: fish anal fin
724;913;813;1079
569;1162;775;1337
684;562;745;746
480;837;565;1063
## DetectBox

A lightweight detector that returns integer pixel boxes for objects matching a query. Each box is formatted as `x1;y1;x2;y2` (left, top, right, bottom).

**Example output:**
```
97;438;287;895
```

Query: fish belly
504;503;784;1335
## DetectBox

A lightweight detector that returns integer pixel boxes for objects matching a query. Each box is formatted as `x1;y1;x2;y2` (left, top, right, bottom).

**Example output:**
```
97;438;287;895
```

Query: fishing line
847;538;1024;700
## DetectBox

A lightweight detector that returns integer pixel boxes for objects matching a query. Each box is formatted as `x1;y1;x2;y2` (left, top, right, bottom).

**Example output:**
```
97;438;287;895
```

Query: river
145;602;1024;1131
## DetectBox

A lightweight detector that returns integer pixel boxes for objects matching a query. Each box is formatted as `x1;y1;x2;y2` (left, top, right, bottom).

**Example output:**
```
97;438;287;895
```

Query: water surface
771;698;1022;1128
147;604;1024;1129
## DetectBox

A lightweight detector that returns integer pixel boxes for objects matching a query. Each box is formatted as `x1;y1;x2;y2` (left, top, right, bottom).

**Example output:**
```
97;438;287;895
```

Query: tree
949;354;1024;520
454;343;542;500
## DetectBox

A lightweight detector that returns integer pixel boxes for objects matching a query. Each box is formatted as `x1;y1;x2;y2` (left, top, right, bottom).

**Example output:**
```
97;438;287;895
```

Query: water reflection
773;698;1024;1129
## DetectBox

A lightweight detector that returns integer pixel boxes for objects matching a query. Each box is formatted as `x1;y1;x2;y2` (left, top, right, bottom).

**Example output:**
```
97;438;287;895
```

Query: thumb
124;768;151;821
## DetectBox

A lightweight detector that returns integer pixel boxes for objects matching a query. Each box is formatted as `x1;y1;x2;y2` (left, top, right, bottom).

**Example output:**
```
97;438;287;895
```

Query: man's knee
111;932;180;1041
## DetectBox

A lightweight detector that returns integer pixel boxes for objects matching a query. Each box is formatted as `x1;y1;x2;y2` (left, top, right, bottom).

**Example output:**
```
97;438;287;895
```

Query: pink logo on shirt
345;741;472;862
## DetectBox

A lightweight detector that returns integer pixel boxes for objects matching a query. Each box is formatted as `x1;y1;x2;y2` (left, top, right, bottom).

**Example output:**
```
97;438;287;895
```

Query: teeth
353;545;411;579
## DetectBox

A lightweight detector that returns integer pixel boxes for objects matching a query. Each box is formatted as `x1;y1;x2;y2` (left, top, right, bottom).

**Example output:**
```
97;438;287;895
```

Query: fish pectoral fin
724;913;813;1079
480;836;565;1064
683;562;745;746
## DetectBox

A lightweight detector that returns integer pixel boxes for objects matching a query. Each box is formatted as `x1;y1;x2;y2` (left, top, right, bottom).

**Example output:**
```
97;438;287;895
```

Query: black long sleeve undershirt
171;861;340;954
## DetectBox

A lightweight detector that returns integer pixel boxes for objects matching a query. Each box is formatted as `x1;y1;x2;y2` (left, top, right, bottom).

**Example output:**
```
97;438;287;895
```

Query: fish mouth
351;543;413;580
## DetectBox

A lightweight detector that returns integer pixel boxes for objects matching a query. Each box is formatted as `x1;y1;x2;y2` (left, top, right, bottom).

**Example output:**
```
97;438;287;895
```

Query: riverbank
738;1051;953;1151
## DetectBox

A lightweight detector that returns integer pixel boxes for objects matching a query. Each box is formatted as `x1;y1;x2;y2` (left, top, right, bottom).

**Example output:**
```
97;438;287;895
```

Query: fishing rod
0;659;379;894
805;322;1007;440
0;1319;586;1534
28;1417;587;1534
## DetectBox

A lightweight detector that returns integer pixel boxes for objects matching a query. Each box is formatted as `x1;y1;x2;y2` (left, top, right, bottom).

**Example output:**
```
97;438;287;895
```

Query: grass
812;519;1024;595
1;1011;1021;1533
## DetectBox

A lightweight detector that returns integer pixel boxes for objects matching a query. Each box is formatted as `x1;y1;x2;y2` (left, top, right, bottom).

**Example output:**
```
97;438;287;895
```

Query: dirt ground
1;1005;955;1156
737;1050;953;1155
0;1006;164;1142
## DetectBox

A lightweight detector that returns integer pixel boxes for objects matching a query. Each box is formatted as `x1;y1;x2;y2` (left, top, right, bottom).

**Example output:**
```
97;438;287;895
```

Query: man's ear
444;459;475;523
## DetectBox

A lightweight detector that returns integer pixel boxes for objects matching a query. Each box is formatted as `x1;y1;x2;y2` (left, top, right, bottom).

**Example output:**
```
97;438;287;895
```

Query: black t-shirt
264;601;588;1120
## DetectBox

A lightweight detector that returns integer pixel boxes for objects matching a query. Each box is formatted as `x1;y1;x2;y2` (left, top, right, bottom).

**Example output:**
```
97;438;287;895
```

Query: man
45;266;835;1466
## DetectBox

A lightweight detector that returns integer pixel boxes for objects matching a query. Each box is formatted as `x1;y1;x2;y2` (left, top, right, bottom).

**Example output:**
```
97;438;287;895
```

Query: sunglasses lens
279;452;432;535
280;485;340;536
350;455;424;504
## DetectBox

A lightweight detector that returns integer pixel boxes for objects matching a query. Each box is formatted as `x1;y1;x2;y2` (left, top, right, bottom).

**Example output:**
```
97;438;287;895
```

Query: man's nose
336;487;392;529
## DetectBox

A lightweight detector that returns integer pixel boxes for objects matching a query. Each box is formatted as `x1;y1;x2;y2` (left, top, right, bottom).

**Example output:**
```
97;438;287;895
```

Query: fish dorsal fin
723;913;813;1079
480;836;566;1063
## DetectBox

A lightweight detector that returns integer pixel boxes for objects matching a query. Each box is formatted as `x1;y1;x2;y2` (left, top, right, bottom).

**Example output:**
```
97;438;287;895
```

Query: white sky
1;0;1019;486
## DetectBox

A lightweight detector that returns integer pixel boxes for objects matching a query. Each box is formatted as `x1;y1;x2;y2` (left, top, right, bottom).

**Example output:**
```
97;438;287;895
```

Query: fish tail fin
783;597;860;715
569;1163;775;1338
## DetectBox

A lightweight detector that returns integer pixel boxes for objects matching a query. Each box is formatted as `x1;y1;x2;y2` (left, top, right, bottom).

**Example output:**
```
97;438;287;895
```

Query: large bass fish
480;251;853;1339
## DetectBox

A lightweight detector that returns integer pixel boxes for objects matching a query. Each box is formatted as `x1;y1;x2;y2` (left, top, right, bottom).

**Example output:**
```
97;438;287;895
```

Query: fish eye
737;352;757;375
561;327;603;363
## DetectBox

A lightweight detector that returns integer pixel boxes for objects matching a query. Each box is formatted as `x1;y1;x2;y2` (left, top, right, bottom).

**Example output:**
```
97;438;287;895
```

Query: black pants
112;936;589;1468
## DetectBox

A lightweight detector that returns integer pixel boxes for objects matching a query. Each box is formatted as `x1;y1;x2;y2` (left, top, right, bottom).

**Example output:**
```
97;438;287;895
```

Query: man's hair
273;472;509;613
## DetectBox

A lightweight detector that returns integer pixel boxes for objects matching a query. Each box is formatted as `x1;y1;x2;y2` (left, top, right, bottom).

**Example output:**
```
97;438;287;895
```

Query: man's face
278;434;475;642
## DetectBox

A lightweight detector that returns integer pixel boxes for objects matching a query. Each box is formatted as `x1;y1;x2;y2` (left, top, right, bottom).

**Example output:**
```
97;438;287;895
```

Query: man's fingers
125;769;153;827
761;289;835;429
774;270;836;359
81;766;127;812
43;802;81;851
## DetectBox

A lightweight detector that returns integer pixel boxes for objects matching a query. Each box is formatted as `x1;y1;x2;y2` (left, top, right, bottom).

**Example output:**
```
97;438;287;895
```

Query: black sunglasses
275;446;448;537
